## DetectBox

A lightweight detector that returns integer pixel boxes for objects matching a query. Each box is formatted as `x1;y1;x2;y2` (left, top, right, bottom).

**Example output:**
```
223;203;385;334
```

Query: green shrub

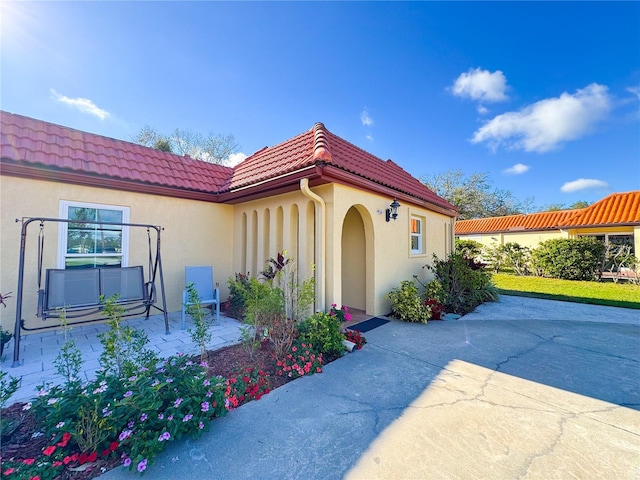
298;312;344;356
502;242;531;276
386;280;430;323
531;238;605;281
426;252;498;315
455;239;483;260
227;272;251;320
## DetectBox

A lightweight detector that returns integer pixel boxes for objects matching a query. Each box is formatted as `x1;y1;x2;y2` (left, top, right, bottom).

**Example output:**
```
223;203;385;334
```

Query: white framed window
58;201;130;269
410;216;424;255
579;233;634;255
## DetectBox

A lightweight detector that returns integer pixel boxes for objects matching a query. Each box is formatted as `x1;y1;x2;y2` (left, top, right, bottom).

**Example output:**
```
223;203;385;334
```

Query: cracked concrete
102;296;639;480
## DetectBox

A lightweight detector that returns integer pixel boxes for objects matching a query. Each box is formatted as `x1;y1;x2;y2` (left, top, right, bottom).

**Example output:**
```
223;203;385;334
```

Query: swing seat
40;266;154;319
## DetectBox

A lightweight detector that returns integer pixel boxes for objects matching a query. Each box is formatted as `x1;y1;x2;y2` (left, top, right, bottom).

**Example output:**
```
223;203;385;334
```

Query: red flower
30;477;40;480
23;459;35;465
57;432;72;447
3;467;15;475
110;441;119;451
43;445;56;456
53;461;63;467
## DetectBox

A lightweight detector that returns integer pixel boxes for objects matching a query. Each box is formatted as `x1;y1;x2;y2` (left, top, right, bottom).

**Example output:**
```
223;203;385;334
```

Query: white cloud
50;89;110;120
365;134;374;141
360;109;374;126
503;163;529;175
560;178;609;193
471;83;611;153
451;68;509;103
627;86;640;100
477;104;489;115
225;152;248;167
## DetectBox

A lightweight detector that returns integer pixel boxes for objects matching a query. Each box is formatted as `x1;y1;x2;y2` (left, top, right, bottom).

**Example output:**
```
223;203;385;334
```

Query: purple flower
158;413;165;420
127;421;135;428
174;398;183;407
158;431;171;442
182;414;193;422
140;413;147;422
123;391;133;398
123;458;132;467
168;415;174;421
203;379;211;387
119;430;133;442
199;421;205;429
137;459;148;472
201;402;210;412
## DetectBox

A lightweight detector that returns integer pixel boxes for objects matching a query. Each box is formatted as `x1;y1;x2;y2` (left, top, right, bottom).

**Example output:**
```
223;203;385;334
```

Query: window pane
65;256;122;269
411;218;421;234
411;236;420;252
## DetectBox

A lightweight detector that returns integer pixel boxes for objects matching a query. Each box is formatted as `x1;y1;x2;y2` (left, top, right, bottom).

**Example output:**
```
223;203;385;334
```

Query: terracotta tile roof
559;191;640;227
455;209;581;235
455;191;640;235
228;122;457;211
0;111;232;193
1;112;455;213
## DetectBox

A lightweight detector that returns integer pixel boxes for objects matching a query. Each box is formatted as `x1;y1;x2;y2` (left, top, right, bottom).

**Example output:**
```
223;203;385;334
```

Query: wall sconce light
385;198;401;222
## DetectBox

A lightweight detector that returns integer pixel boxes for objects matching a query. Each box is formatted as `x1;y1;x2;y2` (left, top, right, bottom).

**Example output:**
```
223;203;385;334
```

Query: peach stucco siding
0;175;233;332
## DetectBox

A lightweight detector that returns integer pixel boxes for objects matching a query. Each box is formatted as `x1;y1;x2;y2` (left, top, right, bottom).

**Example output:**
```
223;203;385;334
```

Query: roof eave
1;160;219;203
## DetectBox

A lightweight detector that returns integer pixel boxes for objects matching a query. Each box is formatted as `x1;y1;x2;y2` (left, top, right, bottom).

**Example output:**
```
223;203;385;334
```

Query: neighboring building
0;111;457;333
455;191;640;256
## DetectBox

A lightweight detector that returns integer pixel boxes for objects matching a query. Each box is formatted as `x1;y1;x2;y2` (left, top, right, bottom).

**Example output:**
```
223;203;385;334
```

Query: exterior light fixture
386;198;400;222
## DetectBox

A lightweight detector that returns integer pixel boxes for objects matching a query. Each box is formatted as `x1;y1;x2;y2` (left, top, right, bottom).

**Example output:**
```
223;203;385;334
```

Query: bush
426;252;498;315
531;238;605;281
386;280;430;323
227;272;251;320
298;312;344;356
502;242;531;276
275;340;323;380
455;239;483;260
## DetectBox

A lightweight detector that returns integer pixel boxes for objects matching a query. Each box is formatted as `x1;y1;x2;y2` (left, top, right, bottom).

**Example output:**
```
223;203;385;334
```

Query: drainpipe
300;178;326;312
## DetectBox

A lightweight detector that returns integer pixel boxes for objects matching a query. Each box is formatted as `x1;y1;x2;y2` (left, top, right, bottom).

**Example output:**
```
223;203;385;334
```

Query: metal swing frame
12;217;170;367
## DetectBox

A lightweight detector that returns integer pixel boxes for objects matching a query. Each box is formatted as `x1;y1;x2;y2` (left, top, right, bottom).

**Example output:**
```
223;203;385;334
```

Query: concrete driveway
102;296;640;479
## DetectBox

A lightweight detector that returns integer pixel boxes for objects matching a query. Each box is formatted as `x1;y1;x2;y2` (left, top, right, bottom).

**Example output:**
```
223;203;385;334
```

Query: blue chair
181;266;220;329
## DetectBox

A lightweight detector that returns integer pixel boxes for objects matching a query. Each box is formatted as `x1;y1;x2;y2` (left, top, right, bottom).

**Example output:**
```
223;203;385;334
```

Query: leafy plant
53;308;84;386
298;312;344;356
227;272;251;320
343;329;366;350
386;280;431;323
531;237;605;281
185;282;213;362
424;299;445;320
224;366;270;409
502;242;531;276
425;252;498;315
329;304;352;322
275;340;323;380
98;295;159;379
0;369;20;410
455;239;483;260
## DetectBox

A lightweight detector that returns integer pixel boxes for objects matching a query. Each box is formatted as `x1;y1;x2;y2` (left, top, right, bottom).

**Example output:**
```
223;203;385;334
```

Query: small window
410;216;424;254
58;201;130;269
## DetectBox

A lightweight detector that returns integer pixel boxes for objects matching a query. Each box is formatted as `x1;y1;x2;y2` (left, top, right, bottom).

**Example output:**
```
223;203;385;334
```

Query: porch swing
12;217;170;367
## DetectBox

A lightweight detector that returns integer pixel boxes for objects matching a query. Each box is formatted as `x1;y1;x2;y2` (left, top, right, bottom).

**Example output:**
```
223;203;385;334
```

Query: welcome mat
349;317;390;333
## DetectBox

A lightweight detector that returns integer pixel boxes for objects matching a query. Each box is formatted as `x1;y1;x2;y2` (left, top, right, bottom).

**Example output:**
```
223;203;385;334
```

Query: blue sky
2;1;638;209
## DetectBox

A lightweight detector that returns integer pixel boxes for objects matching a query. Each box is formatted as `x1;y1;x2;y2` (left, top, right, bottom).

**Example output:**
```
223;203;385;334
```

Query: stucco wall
231;183;454;317
0;176;233;333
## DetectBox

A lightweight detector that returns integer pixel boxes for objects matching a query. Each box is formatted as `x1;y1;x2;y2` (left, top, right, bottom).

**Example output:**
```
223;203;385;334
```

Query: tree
421;170;534;219
540;200;591;212
131;125;239;165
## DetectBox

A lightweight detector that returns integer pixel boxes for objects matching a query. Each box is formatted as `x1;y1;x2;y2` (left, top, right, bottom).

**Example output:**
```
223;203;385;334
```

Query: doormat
349;317;390;333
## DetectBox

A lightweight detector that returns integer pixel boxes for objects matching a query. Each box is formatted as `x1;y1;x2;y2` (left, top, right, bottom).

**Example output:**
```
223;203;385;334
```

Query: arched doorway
341;206;366;311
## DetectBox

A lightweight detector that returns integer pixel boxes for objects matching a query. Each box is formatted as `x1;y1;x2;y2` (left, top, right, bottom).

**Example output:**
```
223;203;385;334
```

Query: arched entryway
341;206;367;311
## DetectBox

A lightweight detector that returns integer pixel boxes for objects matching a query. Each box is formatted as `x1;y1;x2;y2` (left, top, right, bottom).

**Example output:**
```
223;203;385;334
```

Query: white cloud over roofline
360;109;374;127
471;83;611;153
50;89;110;120
451;68;509;103
560;178;609;193
226;152;248;167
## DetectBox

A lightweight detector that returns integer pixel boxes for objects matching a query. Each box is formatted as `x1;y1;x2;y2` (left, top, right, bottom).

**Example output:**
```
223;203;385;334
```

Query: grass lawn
493;273;640;310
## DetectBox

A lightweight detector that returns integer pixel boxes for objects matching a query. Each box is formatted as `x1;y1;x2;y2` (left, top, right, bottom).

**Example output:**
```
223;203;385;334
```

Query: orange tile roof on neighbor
455;191;640;235
0;111;456;214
